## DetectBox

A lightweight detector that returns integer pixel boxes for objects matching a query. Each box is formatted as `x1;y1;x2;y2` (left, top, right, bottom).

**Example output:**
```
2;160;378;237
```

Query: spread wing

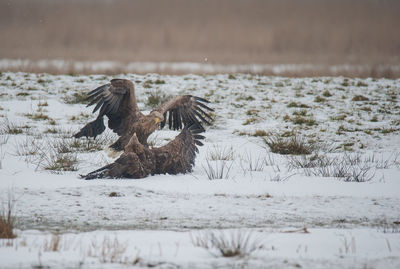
81;124;205;179
75;79;142;138
154;95;213;131
152;124;205;175
87;82;126;118
81;153;150;180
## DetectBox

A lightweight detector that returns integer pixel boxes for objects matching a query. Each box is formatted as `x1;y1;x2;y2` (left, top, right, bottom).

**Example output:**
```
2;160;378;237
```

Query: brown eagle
74;79;213;151
82;124;205;179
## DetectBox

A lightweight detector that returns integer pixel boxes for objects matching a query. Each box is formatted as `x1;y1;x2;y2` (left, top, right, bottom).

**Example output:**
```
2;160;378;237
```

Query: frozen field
0;72;399;268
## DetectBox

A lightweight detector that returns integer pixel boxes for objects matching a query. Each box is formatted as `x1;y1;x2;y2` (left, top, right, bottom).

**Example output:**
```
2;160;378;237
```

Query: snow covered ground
0;72;399;268
1;58;400;77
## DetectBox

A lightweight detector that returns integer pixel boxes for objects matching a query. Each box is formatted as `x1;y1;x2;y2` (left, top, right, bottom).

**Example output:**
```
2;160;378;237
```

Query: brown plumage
74;79;213;151
82;124;205;179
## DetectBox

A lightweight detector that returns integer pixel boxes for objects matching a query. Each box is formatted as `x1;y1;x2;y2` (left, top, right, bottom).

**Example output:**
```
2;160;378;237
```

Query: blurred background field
0;0;399;77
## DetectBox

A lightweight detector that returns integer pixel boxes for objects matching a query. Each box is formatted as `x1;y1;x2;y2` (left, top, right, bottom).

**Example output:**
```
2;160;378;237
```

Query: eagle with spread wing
82;124;205;179
74;79;213;151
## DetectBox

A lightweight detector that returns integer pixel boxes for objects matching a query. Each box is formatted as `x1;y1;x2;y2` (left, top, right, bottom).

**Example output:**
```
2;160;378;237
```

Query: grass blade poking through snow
191;230;264;258
202;160;234;180
0;191;17;239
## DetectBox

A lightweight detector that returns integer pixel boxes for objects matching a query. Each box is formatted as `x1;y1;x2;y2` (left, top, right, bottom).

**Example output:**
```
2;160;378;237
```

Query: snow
1;229;400;268
1;58;400;76
0;71;399;268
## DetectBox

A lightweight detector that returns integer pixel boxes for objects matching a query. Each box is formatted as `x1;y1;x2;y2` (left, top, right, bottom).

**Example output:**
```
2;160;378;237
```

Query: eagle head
151;111;164;124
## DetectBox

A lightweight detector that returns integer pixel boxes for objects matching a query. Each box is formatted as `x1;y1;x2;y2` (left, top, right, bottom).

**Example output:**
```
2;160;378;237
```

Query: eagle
82;124;205;179
74;79;213;151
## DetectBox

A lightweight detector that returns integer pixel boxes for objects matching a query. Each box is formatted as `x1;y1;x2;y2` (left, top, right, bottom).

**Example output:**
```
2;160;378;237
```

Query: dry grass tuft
252;130;268;137
0;192;17;239
239;151;266;172
14;136;78;172
191;230;263;257
287;153;377;182
202;160;234;180
43;233;61;252
145;89;171;108
352;95;369;102
44;154;78;172
264;134;314;155
88;236;132;264
206;145;235;161
1;118;24;135
62;91;89;105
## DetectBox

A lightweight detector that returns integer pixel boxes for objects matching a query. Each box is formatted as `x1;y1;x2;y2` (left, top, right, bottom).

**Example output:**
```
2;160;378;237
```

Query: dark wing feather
74;79;142;138
154;95;214;132
92;83;127;118
81;152;150;180
152;124;205;175
74;117;105;139
92;98;105;113
80;163;114;180
82;124;205;179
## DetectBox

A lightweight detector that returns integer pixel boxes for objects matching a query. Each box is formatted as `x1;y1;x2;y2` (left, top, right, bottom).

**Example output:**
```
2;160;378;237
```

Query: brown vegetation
0;0;399;77
0;193;16;239
264;134;314;155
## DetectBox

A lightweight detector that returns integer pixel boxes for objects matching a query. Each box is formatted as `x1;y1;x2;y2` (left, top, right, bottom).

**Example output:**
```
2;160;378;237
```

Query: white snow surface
2;58;400;76
0;72;399;268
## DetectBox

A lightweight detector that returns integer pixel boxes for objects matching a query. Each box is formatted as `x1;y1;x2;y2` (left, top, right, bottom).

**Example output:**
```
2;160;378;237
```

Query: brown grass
0;193;17;239
0;0;399;77
264;134;314;155
88;236;129;264
191;230;263;258
43;233;61;252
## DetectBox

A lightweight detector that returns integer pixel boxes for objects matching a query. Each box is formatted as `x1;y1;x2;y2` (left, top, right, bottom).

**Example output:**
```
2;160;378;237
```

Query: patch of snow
0;71;399;268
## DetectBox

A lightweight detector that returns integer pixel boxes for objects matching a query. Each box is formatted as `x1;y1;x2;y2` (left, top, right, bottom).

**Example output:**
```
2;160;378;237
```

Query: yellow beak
133;133;137;137
154;117;160;124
